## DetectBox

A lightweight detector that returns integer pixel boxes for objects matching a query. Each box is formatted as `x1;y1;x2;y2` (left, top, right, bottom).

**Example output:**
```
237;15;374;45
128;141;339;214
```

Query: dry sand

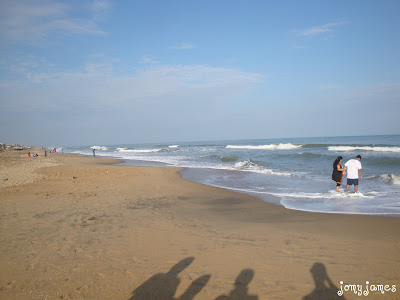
0;149;399;299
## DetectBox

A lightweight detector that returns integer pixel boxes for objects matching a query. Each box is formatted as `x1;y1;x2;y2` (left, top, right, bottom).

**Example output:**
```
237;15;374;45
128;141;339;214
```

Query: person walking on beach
332;156;346;192
93;148;96;157
345;155;362;193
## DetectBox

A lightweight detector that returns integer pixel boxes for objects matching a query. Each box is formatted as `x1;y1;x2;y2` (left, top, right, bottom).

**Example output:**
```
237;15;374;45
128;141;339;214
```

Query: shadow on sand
303;262;345;300
129;257;210;300
129;257;259;300
215;269;258;299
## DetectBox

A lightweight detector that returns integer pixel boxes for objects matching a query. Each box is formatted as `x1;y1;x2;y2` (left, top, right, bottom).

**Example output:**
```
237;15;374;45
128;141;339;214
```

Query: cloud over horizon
0;59;264;112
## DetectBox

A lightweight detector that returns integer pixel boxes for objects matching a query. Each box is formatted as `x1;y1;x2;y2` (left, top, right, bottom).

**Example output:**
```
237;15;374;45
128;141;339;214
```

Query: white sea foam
271;190;379;199
255;169;293;176
380;174;400;185
234;160;292;176
391;174;400;185
328;146;400;152
90;146;109;151
169;145;179;148
227;143;302;150
200;147;217;152
234;159;257;169
116;147;162;153
208;187;383;200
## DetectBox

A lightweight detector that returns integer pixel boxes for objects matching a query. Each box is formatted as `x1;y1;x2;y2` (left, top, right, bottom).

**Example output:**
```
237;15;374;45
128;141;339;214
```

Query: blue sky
0;0;399;146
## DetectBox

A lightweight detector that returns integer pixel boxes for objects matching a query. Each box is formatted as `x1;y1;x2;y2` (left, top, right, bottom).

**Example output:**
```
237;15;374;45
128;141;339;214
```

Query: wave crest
380;174;400;185
391;174;400;185
328;146;400;152
234;160;292;176
90;146;108;151
116;147;162;153
234;159;258;169
226;143;302;150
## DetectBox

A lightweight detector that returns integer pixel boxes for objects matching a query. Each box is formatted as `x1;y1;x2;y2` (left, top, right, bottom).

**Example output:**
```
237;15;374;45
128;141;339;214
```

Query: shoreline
1;150;399;299
65;151;400;219
78;135;400;217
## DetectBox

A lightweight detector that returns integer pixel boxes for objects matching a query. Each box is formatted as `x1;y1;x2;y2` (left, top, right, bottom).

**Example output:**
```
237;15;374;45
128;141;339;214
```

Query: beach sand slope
1;151;399;299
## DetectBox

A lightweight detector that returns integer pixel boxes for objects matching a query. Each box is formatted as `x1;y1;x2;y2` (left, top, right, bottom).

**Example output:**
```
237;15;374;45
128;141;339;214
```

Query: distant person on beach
332;156;346;192
345;155;362;193
93;149;96;157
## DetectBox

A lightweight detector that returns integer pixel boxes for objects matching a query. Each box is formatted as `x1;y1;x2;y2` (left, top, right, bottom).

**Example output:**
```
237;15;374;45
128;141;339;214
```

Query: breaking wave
234;159;258;169
226;143;302;150
328;146;400;152
116;147;162;153
380;174;400;185
90;146;109;151
234;160;292;176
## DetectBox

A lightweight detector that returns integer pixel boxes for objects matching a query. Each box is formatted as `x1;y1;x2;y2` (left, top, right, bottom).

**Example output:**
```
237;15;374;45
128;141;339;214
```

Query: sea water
64;135;400;216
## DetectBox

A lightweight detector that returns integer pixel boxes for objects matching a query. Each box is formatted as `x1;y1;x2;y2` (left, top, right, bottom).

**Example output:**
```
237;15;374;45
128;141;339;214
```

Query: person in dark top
332;156;347;192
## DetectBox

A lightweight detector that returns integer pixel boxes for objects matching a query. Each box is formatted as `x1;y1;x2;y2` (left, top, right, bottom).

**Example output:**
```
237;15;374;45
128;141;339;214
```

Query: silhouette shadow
215;269;258;300
180;275;211;300
303;262;345;300
129;257;210;300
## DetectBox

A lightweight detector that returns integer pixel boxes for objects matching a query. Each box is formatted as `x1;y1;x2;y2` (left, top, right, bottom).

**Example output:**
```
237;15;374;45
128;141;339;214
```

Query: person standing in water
332;156;346;192
345;155;362;193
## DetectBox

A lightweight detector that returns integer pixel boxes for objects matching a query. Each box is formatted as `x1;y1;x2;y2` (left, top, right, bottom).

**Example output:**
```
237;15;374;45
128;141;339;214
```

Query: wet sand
0;149;399;299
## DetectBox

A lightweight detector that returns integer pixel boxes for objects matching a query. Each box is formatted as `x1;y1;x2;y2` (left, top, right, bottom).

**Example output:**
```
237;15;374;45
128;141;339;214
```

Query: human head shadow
180;274;211;300
303;262;345;300
215;269;258;300
129;257;210;300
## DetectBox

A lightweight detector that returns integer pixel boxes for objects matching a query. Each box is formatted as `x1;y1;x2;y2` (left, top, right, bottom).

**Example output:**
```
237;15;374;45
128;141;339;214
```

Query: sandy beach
0;149;399;300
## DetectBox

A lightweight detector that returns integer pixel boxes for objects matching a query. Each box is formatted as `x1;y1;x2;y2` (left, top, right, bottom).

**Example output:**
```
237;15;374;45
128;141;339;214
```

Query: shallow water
64;135;400;215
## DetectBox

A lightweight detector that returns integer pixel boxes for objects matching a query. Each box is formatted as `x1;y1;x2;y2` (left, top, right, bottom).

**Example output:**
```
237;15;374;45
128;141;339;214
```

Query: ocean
63;135;400;216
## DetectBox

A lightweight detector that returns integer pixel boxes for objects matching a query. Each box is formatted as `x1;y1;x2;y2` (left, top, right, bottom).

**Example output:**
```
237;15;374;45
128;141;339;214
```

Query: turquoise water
64;135;400;216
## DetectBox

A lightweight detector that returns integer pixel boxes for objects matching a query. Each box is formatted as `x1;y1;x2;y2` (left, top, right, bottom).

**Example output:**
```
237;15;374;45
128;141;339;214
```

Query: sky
0;0;399;147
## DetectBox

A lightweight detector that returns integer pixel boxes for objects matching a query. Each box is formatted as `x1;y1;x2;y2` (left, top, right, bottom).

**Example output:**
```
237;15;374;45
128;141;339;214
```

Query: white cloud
0;60;264;112
168;43;195;50
294;21;347;37
0;0;108;45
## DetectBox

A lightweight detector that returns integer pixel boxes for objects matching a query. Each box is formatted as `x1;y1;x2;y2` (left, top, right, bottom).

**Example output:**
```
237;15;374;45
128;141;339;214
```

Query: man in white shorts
345;155;363;193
